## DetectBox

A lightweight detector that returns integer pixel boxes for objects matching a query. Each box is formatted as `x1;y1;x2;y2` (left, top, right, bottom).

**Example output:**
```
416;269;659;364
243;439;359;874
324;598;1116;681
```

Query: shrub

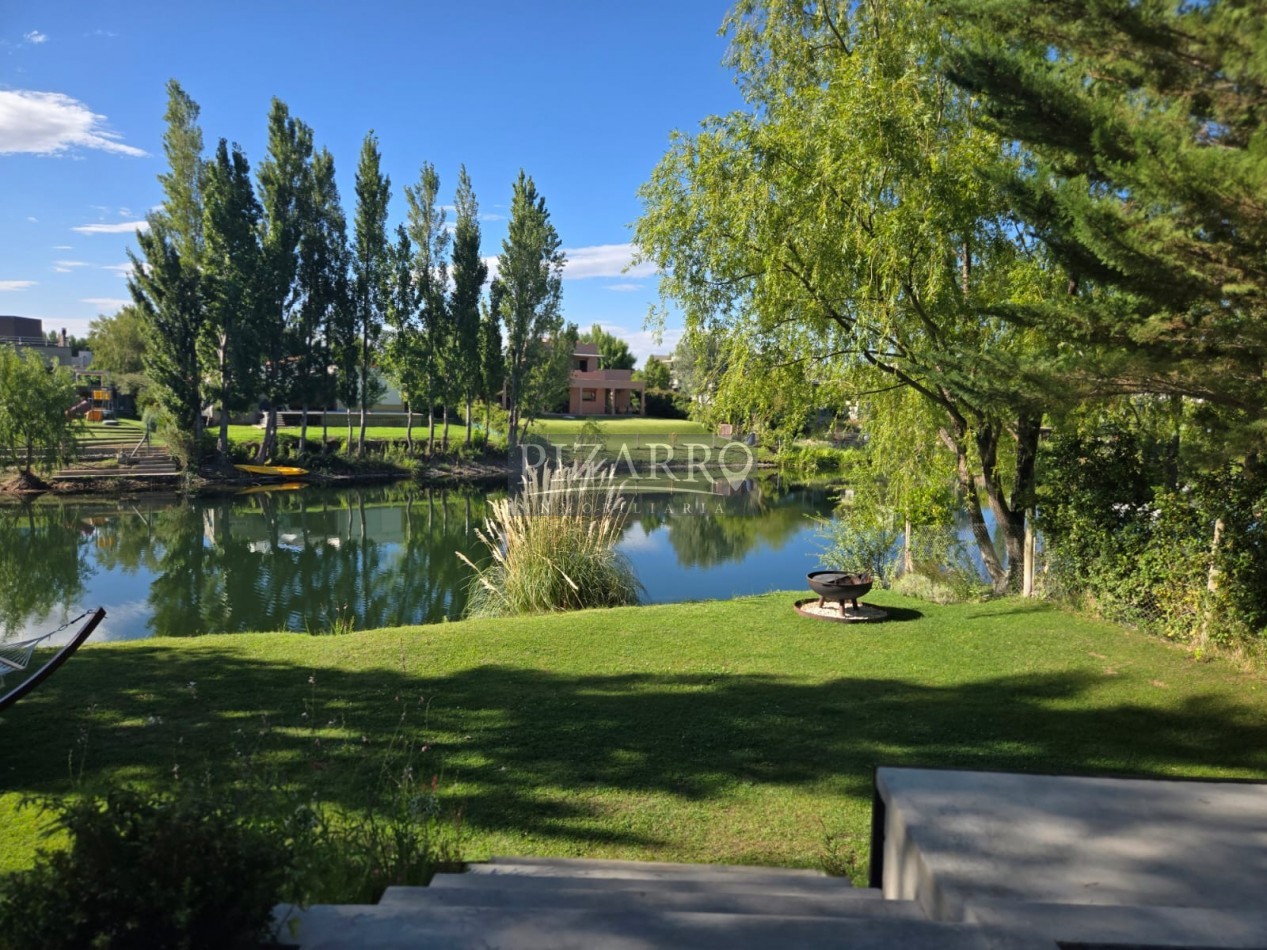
0;788;289;950
460;464;642;616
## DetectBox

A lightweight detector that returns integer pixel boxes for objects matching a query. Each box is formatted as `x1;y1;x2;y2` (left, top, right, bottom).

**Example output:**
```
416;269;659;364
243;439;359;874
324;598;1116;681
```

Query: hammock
0;608;106;713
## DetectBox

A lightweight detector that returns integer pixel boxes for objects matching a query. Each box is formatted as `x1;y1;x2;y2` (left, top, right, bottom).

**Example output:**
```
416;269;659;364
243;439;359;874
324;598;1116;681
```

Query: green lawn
527;418;707;436
3;592;1265;880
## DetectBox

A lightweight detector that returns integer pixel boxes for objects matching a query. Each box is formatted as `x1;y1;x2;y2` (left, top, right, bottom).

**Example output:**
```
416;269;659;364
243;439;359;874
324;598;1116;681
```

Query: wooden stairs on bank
54;431;181;481
276;857;1024;950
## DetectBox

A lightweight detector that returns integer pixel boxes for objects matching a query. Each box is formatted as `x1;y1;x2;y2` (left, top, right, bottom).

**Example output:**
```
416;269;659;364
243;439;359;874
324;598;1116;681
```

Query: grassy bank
3;592;1265;881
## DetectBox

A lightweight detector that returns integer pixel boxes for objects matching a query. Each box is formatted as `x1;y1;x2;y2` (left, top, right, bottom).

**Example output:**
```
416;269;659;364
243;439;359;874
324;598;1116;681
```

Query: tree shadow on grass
3;643;1267;852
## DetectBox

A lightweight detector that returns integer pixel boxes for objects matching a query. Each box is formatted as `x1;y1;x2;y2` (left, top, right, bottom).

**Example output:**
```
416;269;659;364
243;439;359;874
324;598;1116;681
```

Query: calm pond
1;480;838;642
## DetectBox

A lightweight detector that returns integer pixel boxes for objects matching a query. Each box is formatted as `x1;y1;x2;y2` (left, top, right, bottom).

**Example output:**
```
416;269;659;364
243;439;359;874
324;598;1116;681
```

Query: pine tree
944;0;1267;447
449;165;488;446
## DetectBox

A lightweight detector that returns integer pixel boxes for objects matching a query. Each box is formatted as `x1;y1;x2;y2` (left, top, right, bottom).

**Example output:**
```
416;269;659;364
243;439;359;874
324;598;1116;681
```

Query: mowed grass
3;592;1266;880
528;418;707;436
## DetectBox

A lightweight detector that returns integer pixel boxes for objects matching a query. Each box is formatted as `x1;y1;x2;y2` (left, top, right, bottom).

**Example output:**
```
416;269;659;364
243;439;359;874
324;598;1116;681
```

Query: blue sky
0;1;741;363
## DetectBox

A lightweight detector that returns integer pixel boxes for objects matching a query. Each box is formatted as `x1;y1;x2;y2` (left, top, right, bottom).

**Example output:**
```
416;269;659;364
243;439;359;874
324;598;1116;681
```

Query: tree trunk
300;405;309;455
903;515;913;576
1022;509;1036;597
944;425;1007;592
442;405;451;453
428;405;435;456
1199;516;1225;647
358;402;367;458
465;396;473;447
405;403;414;454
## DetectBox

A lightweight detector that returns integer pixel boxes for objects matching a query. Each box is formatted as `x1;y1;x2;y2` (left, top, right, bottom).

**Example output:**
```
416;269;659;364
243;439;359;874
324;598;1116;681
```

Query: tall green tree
351;132;391;456
579;324;635;371
640;355;671;392
0;349;81;482
86;305;148;395
128;79;207;454
200;139;263;458
944;0;1267;451
449;165;488;447
403;162;449;454
636;0;1058;591
382;223;421;450
295;146;349;449
497;170;565;450
478;282;505;439
255;99;315;462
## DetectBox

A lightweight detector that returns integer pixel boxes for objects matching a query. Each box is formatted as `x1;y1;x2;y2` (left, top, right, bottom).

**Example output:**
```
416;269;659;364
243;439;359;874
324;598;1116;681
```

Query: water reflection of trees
0;503;93;637
629;484;833;569
96;487;492;636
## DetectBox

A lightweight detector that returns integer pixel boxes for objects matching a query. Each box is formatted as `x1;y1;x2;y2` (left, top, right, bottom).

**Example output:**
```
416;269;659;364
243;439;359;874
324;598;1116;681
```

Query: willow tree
636;0;1060;591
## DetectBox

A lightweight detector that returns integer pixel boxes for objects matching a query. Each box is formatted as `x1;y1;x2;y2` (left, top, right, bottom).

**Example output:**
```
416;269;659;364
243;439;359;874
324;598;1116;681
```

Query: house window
582;389;596;402
577;359;589;371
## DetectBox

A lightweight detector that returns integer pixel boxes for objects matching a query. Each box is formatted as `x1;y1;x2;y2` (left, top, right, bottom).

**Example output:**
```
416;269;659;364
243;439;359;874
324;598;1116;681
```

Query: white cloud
605;283;644;292
562;243;656;280
102;262;133;277
53;259;90;273
0;280;36;291
72;220;149;235
81;297;129;310
482;255;500;284
53;244;72;250
0;90;145;157
26;215;37;222
480;213;505;222
23;31;47;45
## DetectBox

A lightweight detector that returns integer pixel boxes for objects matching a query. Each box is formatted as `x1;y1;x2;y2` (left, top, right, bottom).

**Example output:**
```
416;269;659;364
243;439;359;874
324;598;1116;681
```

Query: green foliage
450;166;489;444
813;502;901;584
579;323;635;371
86;306;148;379
0;788;288;950
1039;425;1267;644
351;132;392;454
945;0;1267;447
0;349;82;477
201;138;263;456
129;80;206;445
497;171;565;448
640;355;671;392
461;465;642;616
642;388;689;420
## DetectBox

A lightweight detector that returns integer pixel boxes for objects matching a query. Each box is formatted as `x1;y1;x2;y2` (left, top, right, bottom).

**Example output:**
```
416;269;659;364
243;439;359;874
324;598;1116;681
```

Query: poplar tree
497;171;565;450
295;147;349;450
256;99;314;461
382;223;421;450
200;139;262;458
478;281;505;439
449;165;488;446
128;80;206;453
403;162;449;454
351;132;391;456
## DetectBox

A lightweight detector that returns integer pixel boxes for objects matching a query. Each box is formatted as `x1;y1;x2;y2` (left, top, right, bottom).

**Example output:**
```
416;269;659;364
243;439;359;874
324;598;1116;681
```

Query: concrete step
485;856;835;879
431;870;860;895
378;883;917;920
461;857;847;886
964;898;1267;948
279;902;1050;950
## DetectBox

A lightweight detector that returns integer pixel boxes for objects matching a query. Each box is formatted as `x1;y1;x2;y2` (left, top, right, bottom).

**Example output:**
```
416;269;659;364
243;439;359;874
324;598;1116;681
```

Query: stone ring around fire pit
796;571;887;623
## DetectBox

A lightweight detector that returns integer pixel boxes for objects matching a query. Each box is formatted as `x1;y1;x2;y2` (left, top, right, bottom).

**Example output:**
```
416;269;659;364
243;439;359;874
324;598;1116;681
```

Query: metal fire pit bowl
806;571;874;613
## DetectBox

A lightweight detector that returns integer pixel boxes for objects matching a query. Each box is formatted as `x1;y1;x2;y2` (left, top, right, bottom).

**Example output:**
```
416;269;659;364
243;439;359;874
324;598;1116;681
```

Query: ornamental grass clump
460;464;641;616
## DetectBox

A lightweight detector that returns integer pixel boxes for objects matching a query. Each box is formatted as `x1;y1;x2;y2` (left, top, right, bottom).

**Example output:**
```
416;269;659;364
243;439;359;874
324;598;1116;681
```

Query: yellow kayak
234;464;309;478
